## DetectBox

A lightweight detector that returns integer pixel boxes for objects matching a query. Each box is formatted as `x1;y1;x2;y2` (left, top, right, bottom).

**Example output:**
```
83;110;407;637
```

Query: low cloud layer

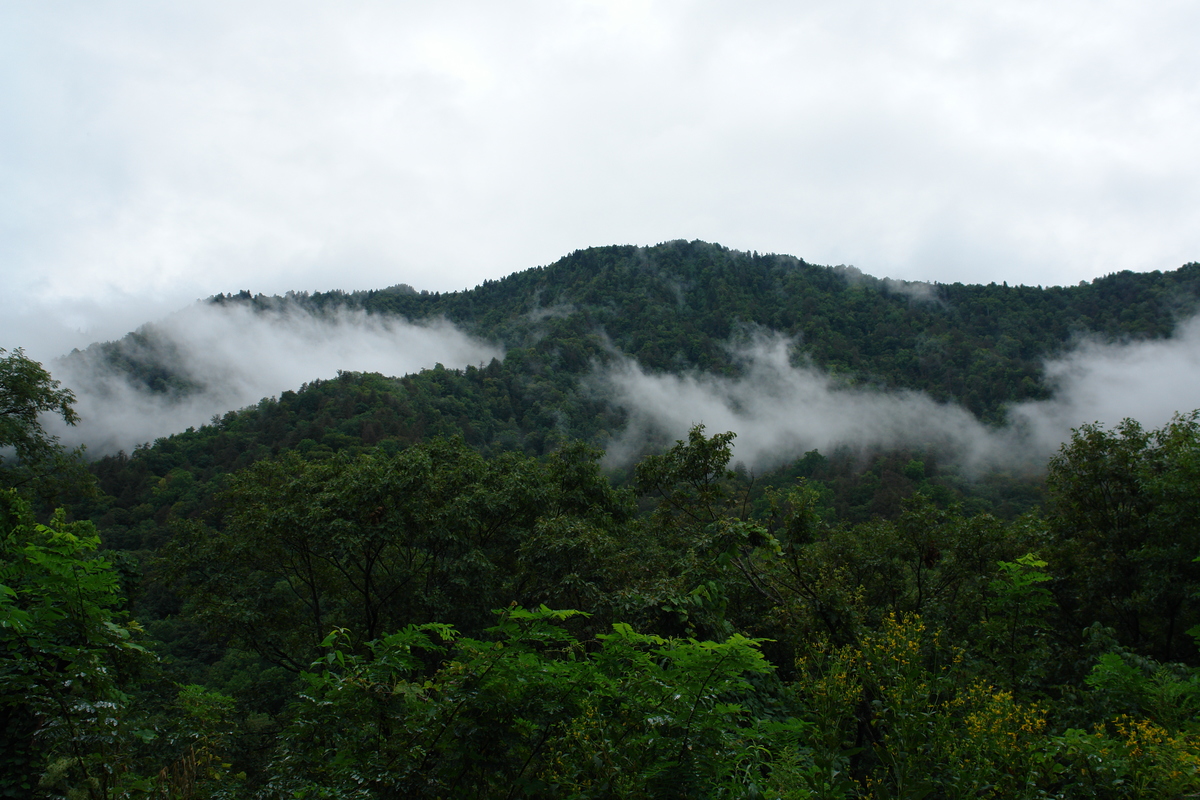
50;302;502;455
599;319;1200;473
1010;315;1200;448
42;301;1200;471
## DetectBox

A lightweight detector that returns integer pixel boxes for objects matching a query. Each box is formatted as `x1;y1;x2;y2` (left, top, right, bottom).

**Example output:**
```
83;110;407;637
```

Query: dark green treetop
0;347;91;502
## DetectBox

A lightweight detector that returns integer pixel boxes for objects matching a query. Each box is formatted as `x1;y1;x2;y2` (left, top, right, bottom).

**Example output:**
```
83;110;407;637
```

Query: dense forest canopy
65;240;1200;422
5;242;1200;797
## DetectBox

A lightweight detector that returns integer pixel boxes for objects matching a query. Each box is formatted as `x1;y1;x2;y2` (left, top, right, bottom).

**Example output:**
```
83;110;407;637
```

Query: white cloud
597;332;1006;471
40;294;1200;467
49;301;502;454
1011;315;1200;444
598;315;1200;472
3;1;1200;357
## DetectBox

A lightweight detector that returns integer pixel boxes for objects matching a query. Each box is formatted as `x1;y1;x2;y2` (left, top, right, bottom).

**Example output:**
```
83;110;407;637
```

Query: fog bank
599;319;1200;472
51;302;502;455
1008;314;1200;446
44;300;1200;470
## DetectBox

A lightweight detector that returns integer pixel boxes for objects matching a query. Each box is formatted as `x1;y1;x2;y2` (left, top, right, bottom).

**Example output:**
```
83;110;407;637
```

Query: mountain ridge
52;240;1200;556
60;239;1200;423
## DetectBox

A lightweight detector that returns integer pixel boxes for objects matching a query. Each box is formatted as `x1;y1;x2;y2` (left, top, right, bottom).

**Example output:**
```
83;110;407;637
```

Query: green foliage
17;404;1200;795
792;613;1051;799
745;488;1033;658
72;244;1200;529
635;425;741;529
0;348;78;463
162;437;637;670
1042;717;1200;799
1083;645;1200;731
978;553;1056;692
9;241;1200;795
1036;628;1200;796
1047;412;1200;660
0;348;89;502
266;606;804;799
0;489;150;797
134;684;242;800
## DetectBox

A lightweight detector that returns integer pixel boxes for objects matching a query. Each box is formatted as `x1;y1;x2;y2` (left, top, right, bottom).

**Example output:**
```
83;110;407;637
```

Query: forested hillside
71;240;1200;420
61;241;1200;546
6;242;1200;797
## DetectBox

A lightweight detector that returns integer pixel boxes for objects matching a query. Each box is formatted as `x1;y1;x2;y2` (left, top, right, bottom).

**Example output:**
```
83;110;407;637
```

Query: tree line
4;344;1200;797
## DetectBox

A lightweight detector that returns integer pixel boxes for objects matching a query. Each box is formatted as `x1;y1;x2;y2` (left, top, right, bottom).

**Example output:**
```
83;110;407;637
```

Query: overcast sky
4;1;1200;361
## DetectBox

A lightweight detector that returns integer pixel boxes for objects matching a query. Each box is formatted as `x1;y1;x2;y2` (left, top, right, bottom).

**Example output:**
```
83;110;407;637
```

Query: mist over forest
51;301;502;455
46;242;1200;474
600;320;1200;473
8;240;1200;797
10;0;1200;792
